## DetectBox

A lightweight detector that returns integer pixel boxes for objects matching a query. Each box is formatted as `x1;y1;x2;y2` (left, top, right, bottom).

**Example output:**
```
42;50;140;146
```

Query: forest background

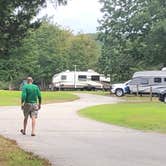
0;0;165;89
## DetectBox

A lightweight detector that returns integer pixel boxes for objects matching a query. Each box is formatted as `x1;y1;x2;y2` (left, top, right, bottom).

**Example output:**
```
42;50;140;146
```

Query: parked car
159;89;166;103
111;80;131;97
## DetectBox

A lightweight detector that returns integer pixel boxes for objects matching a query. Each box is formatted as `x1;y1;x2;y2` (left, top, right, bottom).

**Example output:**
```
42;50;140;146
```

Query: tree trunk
8;81;12;90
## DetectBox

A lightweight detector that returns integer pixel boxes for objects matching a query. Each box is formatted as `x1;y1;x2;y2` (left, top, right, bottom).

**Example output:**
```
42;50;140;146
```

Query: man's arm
21;86;27;109
37;87;41;109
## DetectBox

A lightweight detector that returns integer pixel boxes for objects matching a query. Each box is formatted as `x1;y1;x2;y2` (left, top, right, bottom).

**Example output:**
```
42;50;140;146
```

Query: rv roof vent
161;67;166;71
65;70;70;72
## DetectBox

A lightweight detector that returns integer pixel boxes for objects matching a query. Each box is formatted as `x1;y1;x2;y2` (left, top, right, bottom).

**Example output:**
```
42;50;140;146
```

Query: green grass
0;90;78;106
79;102;166;133
121;94;158;102
0;136;51;166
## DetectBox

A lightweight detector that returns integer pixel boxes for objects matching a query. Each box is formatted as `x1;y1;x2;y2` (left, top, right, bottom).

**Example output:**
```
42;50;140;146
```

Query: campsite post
150;86;152;101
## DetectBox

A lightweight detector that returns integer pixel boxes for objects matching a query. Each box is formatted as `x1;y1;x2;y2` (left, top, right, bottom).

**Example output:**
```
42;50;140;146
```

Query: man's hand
38;104;41;110
21;104;24;110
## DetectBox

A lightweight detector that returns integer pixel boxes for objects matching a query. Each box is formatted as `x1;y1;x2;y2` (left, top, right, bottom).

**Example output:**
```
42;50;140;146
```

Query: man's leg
31;116;36;136
23;117;28;134
20;117;28;135
31;105;38;136
21;106;29;135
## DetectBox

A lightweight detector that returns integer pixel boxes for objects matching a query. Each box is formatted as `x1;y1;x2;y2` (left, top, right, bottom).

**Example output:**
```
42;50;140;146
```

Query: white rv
52;69;110;90
128;70;166;94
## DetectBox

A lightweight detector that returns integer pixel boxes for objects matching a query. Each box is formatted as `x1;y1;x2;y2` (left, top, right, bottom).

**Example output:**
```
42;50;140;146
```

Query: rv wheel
115;89;124;97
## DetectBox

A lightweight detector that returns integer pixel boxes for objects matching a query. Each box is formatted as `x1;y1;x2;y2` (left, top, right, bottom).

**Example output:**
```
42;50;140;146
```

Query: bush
0;81;9;90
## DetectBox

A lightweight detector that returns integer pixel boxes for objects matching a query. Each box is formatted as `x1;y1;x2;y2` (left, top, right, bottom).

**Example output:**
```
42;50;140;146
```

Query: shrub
0;81;9;90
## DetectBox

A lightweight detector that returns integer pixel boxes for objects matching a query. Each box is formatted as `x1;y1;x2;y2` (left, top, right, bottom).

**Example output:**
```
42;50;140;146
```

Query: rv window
78;75;87;81
141;79;148;84
129;77;148;85
61;75;67;80
154;77;161;83
91;75;100;81
164;78;166;82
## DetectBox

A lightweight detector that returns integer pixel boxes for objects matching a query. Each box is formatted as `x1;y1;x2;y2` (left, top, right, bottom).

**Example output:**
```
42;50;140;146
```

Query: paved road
0;93;166;166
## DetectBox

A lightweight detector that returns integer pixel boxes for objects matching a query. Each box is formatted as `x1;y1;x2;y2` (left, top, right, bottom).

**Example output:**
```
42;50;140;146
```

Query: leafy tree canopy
98;0;166;82
0;0;67;57
0;21;101;89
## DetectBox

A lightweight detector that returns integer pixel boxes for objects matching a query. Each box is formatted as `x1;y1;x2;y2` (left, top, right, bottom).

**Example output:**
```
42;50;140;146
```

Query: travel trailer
128;70;166;94
52;69;110;90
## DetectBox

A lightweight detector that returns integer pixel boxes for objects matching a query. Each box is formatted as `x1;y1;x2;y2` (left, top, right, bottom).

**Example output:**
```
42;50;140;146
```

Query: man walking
21;77;41;136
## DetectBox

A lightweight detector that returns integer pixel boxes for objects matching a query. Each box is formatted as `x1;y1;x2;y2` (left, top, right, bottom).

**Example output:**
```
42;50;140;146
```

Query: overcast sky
38;0;103;34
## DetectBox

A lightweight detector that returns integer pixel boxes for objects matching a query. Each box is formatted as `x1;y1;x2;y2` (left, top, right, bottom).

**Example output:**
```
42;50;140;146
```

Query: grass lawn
0;90;79;106
121;94;159;102
0;136;51;166
79;102;166;133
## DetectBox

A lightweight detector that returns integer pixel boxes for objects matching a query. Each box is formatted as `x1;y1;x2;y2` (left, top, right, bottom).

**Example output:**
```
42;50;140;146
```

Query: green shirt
21;84;41;104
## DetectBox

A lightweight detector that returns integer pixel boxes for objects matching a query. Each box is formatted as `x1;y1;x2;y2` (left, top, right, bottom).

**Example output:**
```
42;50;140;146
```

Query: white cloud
38;0;103;33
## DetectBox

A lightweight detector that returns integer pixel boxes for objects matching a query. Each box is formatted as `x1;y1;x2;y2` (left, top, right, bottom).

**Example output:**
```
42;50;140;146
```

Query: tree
0;0;67;88
68;34;101;71
0;0;67;57
98;0;166;82
9;21;72;89
6;21;101;89
34;22;72;89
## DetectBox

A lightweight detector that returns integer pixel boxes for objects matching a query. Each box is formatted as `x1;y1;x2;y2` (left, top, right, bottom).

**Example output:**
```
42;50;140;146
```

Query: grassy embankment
0;136;51;166
79;95;166;133
0;90;79;106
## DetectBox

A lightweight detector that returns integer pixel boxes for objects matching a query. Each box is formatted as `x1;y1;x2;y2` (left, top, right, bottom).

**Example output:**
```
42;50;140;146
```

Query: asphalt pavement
0;93;166;166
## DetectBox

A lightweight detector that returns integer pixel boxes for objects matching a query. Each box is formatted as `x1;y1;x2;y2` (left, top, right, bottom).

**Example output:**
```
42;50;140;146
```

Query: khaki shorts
23;103;39;119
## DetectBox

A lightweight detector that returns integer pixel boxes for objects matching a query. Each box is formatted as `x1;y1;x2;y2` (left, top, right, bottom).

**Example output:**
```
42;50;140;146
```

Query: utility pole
74;65;77;89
